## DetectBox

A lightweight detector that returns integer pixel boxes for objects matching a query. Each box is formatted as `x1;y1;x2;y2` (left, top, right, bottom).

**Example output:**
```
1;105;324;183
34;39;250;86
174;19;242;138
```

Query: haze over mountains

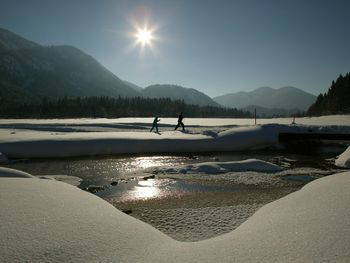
0;27;317;114
213;87;316;112
141;84;219;107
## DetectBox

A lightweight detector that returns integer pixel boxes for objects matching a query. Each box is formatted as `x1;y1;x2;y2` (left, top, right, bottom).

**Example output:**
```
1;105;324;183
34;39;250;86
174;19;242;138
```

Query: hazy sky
1;0;349;97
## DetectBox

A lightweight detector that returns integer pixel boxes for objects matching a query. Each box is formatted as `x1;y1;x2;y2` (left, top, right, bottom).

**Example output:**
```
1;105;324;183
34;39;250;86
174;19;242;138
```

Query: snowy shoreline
1;167;350;262
1;122;350;159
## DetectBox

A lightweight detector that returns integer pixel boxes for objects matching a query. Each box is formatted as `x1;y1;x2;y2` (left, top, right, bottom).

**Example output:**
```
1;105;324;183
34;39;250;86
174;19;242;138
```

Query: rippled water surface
6;143;345;189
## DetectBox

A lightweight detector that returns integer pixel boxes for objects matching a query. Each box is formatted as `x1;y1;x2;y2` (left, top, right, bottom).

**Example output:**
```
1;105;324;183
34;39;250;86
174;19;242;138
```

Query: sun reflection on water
132;179;160;200
134;157;160;169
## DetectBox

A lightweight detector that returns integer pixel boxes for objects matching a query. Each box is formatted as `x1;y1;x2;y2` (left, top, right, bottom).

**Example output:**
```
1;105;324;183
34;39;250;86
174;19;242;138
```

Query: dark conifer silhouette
0;96;251;119
307;73;350;116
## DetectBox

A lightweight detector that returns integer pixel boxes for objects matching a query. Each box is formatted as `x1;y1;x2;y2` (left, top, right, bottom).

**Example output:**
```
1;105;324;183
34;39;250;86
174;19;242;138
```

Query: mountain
0;28;39;51
213;86;316;111
242;105;303;118
0;28;139;101
307;73;350;116
123;80;143;92
141;84;219;107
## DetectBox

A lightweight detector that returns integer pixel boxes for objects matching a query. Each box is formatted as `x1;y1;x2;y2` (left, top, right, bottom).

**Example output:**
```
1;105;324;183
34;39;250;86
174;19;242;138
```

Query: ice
152;159;282;175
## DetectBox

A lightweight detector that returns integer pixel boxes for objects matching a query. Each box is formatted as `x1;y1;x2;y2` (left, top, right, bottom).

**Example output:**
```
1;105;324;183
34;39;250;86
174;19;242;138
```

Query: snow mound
335;146;350;168
155;159;283;175
0;167;35;178
38;175;82;186
1;170;350;262
0;177;173;262
0;152;9;164
0;124;299;158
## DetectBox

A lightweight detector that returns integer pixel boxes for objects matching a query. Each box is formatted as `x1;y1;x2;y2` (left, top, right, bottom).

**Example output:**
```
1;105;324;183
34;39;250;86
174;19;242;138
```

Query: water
5;143;346;199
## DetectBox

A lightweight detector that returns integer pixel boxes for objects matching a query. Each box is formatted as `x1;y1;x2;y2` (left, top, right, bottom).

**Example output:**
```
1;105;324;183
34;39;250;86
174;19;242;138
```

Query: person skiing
150;116;161;133
174;112;185;131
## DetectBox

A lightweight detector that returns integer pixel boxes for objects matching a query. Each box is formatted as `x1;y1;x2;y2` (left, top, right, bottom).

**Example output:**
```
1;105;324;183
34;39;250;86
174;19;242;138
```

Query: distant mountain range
0;27;318;114
241;105;303;117
213;86;316;112
141;84;219;107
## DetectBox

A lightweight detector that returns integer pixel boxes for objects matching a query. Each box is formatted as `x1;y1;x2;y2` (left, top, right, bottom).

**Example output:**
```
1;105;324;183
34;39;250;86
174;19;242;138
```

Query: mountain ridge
0;28;139;100
141;84;220;107
214;86;316;111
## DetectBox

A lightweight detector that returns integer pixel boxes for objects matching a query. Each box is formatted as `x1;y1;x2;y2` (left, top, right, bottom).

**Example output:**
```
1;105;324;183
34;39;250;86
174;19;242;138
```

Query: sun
134;27;154;47
136;28;152;45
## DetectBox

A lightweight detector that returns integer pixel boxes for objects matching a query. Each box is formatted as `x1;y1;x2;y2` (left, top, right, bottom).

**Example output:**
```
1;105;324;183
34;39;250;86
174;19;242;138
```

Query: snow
1;170;350;262
1;122;349;158
1;114;350;126
0;166;34;178
38;174;82;186
335;146;350;168
154;167;336;185
152;159;282;175
136;204;261;242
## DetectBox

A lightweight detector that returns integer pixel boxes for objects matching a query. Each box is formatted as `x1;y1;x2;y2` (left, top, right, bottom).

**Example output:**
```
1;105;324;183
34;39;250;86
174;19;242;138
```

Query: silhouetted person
174;112;185;131
150;116;160;133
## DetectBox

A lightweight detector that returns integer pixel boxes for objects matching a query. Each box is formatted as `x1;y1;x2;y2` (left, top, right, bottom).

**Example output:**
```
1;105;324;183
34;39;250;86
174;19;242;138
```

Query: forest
0;96;251;118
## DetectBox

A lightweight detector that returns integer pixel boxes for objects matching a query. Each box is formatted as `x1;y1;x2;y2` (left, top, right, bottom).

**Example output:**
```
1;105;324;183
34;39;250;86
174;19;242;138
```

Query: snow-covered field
1;115;350;261
1;114;350;126
0;115;350;159
1;168;350;262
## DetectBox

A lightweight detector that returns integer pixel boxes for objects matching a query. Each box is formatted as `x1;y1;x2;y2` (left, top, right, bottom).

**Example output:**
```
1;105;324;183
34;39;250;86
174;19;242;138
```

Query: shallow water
4;143;348;241
4;143;346;198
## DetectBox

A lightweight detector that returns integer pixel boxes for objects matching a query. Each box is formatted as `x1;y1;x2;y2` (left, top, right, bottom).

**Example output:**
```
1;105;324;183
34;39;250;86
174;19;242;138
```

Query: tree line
0;96;252;118
307;73;350;116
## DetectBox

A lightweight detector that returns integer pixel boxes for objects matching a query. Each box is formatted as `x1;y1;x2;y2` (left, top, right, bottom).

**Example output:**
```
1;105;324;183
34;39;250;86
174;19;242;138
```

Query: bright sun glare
136;28;152;46
134;26;155;49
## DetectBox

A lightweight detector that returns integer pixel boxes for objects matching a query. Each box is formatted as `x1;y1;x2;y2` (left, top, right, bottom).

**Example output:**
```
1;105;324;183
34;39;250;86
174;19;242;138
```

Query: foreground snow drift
335;146;350;168
1;169;350;262
1;123;348;158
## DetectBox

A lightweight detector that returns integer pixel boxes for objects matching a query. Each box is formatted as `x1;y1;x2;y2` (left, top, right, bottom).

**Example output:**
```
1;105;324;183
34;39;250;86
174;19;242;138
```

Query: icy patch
0;167;35;178
155;167;336;185
335;146;350;168
152;159;282;175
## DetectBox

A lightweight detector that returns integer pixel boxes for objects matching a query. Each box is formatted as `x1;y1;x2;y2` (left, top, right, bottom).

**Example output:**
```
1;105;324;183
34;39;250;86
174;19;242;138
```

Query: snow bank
335;146;350;168
1;170;350;262
0;167;35;178
1;114;350;126
0;177;174;263
38;175;82;186
0;124;296;158
1;119;349;158
154;159;282;175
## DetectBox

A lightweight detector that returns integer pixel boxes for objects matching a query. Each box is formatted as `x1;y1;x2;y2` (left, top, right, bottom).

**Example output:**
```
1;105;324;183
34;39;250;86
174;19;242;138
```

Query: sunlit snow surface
1;169;350;262
0;115;350;158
